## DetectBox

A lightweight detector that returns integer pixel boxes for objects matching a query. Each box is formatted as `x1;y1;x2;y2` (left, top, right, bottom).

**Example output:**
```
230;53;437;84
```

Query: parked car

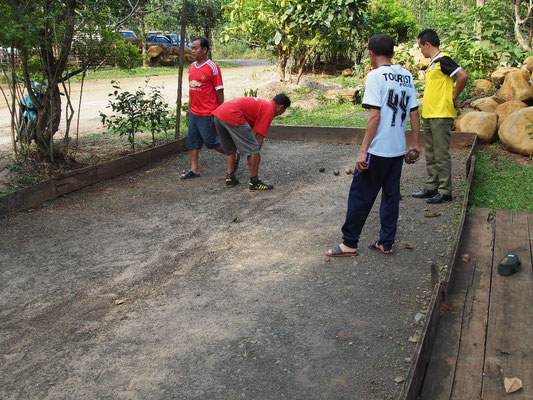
167;33;191;48
119;30;137;39
145;34;177;47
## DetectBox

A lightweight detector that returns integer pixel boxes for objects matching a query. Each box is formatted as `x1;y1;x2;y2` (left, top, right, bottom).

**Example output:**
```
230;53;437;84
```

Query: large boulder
472;79;494;96
491;67;520;83
497;69;533;102
471;97;500;112
524;56;533;72
498;107;533;156
454;108;477;131
494;101;529;127
459;111;498;142
325;88;360;102
413;50;429;69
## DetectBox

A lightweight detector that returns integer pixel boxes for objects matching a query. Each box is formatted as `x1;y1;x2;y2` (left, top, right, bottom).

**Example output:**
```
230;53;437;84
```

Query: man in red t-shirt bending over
181;37;227;179
212;94;291;191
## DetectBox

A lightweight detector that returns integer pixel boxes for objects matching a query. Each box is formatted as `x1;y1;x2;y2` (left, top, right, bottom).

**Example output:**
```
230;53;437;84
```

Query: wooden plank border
399;134;478;399
0;138;187;218
400;283;444;400
442;135;479;295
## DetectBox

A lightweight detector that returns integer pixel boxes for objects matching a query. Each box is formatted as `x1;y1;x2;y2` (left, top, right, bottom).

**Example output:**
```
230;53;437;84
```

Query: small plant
100;80;174;151
244;88;258;97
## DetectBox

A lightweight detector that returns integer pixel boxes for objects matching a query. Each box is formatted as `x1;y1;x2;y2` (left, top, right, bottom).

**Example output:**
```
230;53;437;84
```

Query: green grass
470;148;533;211
69;61;239;82
315;74;362;88
274;101;368;127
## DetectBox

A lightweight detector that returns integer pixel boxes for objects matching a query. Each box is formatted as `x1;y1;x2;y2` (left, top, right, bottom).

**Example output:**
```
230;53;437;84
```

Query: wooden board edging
269;125;477;150
441;135;478;296
400;283;444;400
399;135;478;399
0;138;187;219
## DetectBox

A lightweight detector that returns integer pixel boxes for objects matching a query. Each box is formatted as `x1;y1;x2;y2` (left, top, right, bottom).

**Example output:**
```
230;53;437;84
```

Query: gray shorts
214;117;260;157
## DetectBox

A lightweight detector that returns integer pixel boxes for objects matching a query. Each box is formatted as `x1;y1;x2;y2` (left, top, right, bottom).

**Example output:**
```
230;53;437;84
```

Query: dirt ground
0;138;470;399
0;63;281;151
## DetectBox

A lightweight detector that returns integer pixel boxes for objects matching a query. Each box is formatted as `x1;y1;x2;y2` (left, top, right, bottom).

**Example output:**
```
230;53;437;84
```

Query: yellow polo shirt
422;52;461;119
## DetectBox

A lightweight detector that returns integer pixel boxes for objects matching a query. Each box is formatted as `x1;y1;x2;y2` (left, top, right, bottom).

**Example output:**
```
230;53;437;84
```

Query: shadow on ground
0;140;469;399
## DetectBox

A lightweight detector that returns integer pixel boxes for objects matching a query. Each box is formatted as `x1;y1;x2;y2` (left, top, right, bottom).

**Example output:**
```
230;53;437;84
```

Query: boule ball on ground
0;135;473;399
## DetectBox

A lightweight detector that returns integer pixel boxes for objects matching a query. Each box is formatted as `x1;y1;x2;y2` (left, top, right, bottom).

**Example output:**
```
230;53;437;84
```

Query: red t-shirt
188;60;223;116
212;97;275;137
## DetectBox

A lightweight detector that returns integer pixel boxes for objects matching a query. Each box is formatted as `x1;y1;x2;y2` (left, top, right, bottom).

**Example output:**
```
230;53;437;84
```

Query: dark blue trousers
342;154;403;252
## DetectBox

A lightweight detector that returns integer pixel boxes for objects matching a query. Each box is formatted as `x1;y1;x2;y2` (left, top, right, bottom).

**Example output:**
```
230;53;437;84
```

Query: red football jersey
188;60;223;116
212;97;275;137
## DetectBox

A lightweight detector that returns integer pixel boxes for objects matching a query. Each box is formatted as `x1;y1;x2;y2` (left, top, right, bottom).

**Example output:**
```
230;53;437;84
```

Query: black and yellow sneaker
249;176;273;191
225;173;239;188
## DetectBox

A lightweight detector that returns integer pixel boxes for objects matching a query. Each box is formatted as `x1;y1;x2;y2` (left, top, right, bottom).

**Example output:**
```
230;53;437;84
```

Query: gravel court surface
0;140;469;399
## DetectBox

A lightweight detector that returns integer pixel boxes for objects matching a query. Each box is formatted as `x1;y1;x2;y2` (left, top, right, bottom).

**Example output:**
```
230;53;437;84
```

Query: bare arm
453;69;468;107
216;89;224;106
407;109;421;162
356;108;380;172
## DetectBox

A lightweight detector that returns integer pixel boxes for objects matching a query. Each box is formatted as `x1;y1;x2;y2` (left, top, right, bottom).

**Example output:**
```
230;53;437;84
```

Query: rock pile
454;56;533;156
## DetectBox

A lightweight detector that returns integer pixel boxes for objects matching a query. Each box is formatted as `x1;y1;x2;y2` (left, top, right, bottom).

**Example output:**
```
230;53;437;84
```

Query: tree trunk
278;54;286;81
514;0;533;51
141;12;147;68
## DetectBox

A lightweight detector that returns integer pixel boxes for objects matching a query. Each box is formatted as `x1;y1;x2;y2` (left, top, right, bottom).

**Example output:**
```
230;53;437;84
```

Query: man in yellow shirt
412;29;468;204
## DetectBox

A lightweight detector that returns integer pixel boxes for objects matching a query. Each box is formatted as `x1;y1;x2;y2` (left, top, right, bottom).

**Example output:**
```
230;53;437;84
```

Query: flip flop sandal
327;244;359;257
368;241;393;255
181;170;200;179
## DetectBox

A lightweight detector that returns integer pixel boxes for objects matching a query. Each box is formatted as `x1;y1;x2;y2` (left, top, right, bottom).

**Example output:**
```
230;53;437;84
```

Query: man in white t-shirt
327;33;421;257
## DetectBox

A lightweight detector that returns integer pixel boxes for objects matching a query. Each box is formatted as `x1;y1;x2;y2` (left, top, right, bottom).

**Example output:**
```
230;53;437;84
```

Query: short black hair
368;34;394;58
273;93;291;108
417;29;440;47
192;37;210;51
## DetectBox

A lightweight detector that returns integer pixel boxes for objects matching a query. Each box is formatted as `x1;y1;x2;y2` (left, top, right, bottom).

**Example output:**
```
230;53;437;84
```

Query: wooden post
175;0;187;140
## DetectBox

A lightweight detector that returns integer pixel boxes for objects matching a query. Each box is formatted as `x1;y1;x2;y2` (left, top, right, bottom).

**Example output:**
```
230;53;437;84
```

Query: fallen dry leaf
403;243;414;250
324;256;331;262
394;376;405;384
114;298;128;305
504;377;523;394
461;254;470;263
424;212;441;218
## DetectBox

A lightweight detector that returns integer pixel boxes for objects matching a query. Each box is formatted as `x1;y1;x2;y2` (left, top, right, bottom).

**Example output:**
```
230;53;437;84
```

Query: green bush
213;40;273;60
439;2;529;77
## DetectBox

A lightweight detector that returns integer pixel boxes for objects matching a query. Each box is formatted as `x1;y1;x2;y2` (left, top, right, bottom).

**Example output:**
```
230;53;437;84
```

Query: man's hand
355;150;368;172
406;145;422;162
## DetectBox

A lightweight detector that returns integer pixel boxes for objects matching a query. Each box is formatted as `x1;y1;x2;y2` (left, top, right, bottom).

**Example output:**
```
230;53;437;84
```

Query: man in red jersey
212;94;291;191
181;37;228;179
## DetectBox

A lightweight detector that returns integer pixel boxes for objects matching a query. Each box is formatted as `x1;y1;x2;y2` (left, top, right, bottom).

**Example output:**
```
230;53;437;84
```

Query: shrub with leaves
100;80;173;151
439;2;528;78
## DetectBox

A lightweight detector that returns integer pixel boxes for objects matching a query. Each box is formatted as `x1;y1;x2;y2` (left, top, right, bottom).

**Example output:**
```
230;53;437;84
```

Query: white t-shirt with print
362;64;418;157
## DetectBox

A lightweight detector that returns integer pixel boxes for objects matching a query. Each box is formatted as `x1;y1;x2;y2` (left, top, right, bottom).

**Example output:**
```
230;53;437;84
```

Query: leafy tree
0;0;152;160
366;0;420;43
222;0;368;82
513;0;533;51
439;1;525;77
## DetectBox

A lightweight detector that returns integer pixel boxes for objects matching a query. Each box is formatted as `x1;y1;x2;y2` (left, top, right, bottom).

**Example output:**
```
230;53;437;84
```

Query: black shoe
225;173;239;188
426;193;453;204
412;189;438;198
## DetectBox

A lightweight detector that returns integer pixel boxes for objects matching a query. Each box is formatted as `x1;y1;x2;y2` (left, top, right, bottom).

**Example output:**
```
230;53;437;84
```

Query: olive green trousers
423;118;454;196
